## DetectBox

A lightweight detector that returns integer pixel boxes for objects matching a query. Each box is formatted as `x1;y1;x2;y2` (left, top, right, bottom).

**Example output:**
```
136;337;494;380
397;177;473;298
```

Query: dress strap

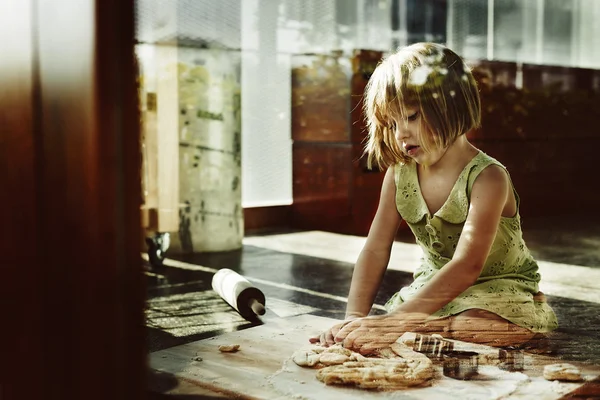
394;162;429;223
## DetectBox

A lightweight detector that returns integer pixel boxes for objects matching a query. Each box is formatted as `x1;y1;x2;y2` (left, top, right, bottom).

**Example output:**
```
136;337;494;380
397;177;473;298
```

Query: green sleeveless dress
385;151;558;333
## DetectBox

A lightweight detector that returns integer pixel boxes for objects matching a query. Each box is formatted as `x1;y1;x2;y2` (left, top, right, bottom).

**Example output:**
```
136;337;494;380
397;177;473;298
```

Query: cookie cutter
443;351;479;380
498;347;524;371
413;333;454;360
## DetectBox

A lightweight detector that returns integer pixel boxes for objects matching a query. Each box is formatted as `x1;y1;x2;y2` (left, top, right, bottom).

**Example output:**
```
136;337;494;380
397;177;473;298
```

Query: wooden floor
145;216;600;399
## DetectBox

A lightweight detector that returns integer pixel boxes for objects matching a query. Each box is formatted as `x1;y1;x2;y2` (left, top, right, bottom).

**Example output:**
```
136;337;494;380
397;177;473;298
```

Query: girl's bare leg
408;308;537;348
446;309;537;347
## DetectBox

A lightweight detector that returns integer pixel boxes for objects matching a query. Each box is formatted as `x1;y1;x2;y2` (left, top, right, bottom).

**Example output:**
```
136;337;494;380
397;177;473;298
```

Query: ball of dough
218;344;240;353
543;363;582;382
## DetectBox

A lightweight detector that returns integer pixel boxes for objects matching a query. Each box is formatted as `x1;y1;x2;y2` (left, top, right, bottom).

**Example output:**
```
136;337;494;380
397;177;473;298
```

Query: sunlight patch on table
266;297;319;318
146;290;248;337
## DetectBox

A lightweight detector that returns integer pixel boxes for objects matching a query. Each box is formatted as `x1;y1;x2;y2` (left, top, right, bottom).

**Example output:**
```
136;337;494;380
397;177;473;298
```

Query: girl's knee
447;309;536;347
419;317;453;336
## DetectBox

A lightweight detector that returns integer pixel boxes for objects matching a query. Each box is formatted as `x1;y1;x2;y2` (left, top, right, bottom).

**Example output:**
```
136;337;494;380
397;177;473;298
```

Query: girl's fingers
349;326;379;349
334;319;362;343
308;321;357;347
308;329;325;344
308;335;320;344
335;317;380;344
330;320;351;338
331;324;341;338
339;326;370;350
325;330;336;346
357;333;400;355
339;321;405;353
358;341;390;355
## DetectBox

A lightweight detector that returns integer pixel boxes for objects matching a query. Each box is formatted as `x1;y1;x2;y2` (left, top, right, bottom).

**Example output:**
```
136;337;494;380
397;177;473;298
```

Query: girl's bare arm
334;165;511;352
345;167;402;318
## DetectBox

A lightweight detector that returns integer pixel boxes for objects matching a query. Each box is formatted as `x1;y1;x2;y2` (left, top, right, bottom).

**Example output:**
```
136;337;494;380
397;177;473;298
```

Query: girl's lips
405;145;420;156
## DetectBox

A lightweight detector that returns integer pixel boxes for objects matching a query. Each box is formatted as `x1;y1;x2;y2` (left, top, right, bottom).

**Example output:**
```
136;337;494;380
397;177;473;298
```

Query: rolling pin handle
249;298;266;316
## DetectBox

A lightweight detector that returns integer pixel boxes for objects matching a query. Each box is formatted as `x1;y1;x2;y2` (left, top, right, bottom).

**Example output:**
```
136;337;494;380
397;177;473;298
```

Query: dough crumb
218;344;241;353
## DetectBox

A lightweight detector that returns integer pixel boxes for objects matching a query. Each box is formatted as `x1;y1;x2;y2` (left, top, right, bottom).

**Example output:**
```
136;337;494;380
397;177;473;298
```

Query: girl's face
393;107;446;167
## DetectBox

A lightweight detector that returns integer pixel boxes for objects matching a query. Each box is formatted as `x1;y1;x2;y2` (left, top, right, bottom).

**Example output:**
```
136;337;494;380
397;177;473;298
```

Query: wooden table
149;314;600;399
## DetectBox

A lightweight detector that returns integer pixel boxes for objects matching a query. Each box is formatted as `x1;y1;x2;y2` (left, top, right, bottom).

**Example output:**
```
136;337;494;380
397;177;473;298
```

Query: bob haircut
363;42;481;170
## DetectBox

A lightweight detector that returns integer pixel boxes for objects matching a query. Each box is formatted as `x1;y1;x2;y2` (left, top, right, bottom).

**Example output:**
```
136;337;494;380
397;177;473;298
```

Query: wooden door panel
1;1;145;399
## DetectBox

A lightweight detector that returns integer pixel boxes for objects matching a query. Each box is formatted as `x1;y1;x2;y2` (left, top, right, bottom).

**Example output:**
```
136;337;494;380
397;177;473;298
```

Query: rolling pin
211;268;266;321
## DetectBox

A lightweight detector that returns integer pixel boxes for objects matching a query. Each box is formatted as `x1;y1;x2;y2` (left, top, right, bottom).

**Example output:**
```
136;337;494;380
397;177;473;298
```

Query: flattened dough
316;357;433;390
293;343;433;390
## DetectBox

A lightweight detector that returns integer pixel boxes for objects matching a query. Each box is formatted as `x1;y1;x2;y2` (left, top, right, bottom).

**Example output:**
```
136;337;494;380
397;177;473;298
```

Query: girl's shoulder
466;151;510;195
470;150;506;171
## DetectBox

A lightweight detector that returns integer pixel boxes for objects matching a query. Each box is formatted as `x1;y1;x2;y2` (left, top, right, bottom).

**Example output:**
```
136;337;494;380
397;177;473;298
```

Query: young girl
310;42;558;355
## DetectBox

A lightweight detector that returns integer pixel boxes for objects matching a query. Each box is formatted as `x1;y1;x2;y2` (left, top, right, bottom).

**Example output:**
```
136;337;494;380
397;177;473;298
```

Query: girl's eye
407;111;420;121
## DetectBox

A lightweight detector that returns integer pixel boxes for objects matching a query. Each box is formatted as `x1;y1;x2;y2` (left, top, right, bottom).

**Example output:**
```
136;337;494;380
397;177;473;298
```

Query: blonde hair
363;42;481;170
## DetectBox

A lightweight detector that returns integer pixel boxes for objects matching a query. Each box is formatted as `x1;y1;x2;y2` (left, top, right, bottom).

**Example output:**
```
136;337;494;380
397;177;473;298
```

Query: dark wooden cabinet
290;53;600;235
291;50;386;236
470;60;600;218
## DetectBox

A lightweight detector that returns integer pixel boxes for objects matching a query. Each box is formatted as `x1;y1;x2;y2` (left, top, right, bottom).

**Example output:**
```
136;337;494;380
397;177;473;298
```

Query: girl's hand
334;313;426;355
309;315;362;347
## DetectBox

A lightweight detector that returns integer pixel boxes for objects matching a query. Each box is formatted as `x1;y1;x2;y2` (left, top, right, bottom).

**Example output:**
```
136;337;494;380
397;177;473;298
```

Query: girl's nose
395;125;409;141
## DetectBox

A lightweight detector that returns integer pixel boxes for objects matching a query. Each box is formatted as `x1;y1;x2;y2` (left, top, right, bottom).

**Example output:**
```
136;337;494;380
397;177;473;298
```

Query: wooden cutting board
149;314;600;399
